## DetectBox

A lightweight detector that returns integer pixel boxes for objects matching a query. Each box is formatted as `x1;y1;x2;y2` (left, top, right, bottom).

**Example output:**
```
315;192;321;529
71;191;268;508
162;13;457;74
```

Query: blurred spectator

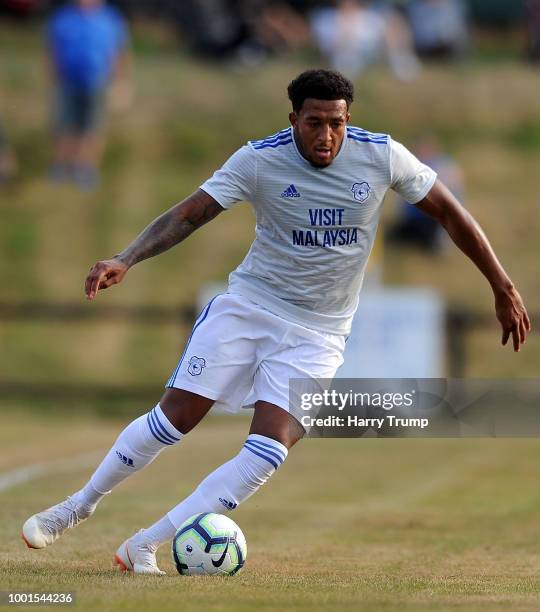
0;122;17;184
309;0;420;81
405;0;469;59
525;0;540;63
46;0;131;190
172;0;248;59
250;1;310;61
171;0;309;65
386;134;464;254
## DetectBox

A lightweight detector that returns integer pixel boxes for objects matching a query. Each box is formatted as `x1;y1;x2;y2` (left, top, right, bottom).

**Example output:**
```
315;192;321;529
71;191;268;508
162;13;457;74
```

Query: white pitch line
0;450;105;493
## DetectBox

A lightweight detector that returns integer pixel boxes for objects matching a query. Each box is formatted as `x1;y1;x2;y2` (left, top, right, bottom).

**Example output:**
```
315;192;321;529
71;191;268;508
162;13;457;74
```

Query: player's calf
22;404;184;549
88;403;184;496
137;434;289;554
176;433;289;518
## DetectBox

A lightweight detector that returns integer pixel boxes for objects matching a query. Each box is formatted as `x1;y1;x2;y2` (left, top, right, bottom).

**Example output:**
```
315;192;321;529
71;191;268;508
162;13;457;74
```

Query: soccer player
22;70;530;574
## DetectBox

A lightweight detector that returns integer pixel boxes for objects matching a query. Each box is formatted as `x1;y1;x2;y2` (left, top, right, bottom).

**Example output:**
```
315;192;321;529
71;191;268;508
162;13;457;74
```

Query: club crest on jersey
188;356;206;376
351;181;371;203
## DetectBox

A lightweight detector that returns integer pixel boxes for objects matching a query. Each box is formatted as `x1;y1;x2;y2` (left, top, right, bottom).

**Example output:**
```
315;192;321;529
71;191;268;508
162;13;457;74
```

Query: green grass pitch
2;407;540;611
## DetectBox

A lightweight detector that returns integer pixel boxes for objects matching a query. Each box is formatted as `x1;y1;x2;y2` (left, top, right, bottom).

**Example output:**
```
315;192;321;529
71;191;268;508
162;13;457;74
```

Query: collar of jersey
291;126;349;169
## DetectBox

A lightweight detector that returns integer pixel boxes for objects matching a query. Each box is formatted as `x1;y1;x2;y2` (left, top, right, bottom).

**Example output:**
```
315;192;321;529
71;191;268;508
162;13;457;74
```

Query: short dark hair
287;69;354;113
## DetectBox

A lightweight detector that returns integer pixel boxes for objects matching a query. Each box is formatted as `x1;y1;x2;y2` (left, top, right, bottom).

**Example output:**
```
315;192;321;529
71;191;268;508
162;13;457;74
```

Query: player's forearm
115;210;193;268
417;181;514;296
115;190;222;268
441;204;513;296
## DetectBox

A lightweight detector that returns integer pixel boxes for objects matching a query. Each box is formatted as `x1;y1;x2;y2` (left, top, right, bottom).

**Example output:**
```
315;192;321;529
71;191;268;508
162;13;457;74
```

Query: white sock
72;404;182;509
141;515;176;546
144;434;288;547
72;481;103;511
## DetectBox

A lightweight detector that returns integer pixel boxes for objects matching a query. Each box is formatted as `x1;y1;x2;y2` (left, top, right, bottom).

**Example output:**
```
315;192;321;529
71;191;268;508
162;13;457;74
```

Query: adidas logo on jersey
281;184;301;198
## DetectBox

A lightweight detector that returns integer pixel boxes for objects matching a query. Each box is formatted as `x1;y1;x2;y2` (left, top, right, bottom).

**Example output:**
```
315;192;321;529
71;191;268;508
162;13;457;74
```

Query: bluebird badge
351;181;371;203
188;356;206;376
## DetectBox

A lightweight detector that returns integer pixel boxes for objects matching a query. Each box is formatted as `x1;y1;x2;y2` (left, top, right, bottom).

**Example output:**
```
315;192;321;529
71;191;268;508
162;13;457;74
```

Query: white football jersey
200;126;437;335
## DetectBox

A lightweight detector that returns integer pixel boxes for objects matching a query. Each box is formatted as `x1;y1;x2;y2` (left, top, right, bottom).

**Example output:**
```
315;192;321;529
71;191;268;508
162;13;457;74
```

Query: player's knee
250;401;305;449
159;388;214;434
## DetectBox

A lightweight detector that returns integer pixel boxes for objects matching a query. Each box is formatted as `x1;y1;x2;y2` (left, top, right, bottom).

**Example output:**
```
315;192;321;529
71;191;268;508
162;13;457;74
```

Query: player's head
288;69;354;168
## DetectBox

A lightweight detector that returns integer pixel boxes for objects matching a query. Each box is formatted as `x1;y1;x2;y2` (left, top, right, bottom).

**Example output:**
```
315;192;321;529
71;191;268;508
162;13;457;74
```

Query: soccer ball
172;512;247;576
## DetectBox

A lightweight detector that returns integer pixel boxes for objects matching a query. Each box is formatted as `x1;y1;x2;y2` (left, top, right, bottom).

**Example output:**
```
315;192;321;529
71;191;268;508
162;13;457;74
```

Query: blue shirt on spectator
48;4;128;91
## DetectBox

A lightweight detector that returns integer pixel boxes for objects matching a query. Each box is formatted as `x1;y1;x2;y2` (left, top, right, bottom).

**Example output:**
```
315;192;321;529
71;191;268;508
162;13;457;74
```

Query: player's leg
21;389;213;550
116;402;303;574
161;401;303;530
248;400;305;446
81;388;213;504
22;294;254;552
116;298;344;575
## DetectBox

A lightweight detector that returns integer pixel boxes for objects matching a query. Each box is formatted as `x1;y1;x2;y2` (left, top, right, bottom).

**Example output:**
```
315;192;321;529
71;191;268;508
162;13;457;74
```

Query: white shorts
166;292;346;414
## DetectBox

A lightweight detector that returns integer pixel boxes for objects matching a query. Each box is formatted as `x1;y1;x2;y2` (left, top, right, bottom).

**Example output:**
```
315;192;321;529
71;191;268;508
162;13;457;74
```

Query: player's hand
495;286;531;352
85;258;129;300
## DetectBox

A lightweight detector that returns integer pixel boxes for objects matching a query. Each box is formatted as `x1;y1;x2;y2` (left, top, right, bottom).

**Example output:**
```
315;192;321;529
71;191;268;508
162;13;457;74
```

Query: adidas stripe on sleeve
200;145;257;209
250;128;292;150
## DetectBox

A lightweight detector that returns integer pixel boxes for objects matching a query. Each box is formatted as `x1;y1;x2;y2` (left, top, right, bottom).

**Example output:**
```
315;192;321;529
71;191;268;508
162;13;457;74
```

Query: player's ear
289;111;297;127
346;112;351;123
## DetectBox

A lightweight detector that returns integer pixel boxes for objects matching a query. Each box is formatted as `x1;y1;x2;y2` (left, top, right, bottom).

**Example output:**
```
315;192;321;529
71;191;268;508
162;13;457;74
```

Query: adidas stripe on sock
73;404;182;507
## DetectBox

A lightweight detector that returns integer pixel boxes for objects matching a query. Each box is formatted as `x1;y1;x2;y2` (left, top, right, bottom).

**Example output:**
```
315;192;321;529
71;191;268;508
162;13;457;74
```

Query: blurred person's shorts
53;84;105;135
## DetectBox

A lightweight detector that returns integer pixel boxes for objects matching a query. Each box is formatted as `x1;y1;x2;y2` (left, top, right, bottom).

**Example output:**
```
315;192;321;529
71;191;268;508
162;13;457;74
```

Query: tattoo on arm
116;190;224;267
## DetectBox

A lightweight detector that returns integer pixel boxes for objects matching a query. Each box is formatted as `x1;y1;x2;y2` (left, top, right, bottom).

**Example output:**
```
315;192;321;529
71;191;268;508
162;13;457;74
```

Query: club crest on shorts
351;181;371;203
187;356;206;376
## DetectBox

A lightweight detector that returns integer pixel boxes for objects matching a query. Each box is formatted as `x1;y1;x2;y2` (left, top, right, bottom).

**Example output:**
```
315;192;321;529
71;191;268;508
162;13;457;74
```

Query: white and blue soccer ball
172;512;247;576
